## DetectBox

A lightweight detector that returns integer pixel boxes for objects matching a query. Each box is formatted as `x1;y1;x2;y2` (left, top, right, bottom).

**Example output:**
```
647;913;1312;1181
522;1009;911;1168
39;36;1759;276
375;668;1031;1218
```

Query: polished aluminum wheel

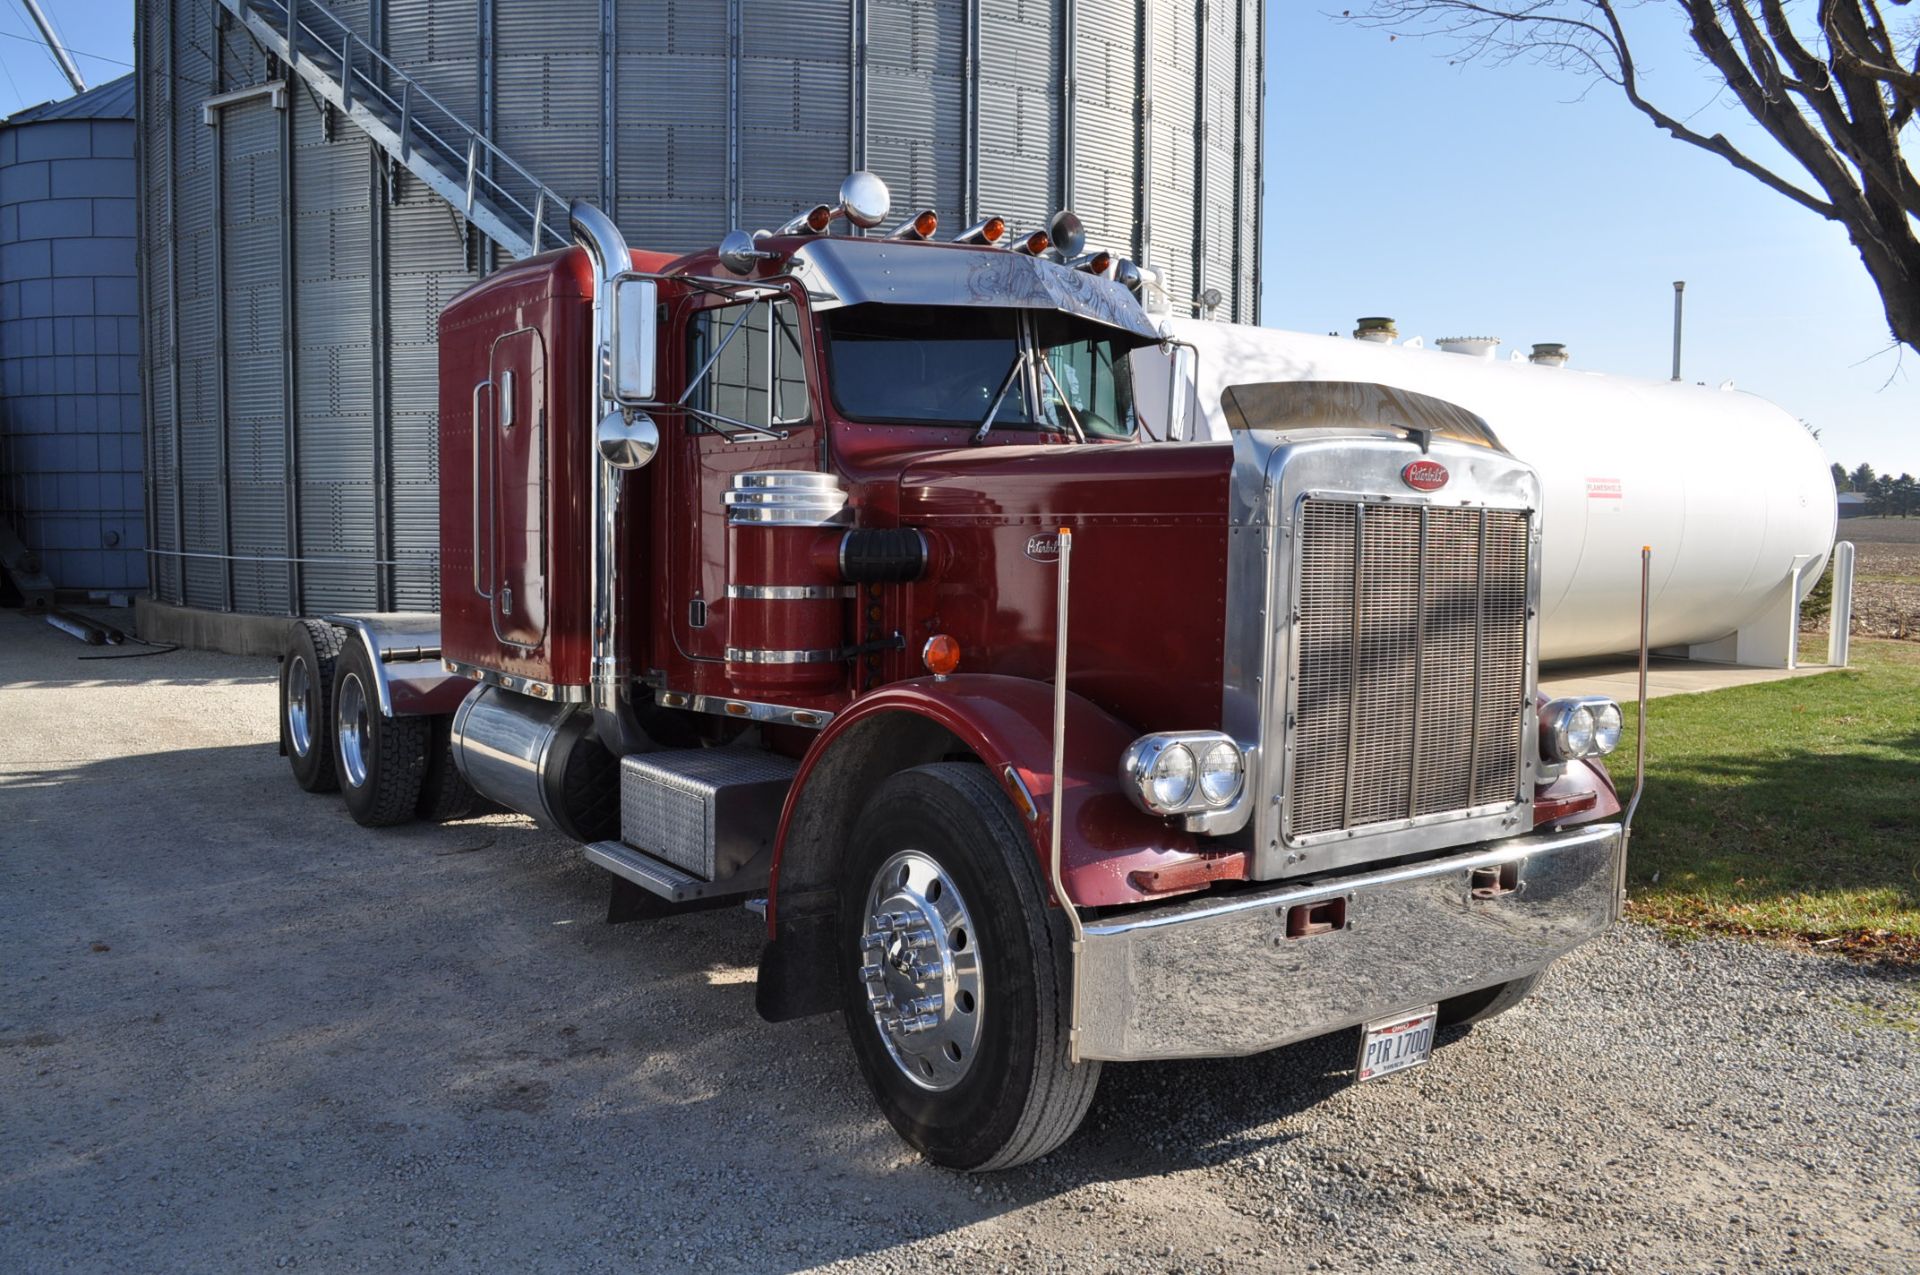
858;849;984;1091
286;655;314;758
337;673;372;790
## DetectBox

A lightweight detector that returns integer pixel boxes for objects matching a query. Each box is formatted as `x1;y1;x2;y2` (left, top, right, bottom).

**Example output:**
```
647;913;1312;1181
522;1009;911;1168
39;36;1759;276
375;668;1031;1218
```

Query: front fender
771;673;1208;925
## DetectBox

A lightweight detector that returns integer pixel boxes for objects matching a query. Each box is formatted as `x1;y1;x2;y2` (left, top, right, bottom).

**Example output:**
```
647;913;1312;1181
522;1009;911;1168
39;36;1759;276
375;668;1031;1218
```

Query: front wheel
837;763;1100;1171
331;641;429;827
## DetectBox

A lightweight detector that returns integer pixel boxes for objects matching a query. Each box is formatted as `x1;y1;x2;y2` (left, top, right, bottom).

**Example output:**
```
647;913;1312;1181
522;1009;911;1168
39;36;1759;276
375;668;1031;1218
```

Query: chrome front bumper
1074;822;1624;1062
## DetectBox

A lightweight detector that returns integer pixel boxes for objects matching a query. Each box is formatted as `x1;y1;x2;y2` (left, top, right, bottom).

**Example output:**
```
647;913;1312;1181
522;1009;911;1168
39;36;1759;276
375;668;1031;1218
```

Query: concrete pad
1541;655;1841;703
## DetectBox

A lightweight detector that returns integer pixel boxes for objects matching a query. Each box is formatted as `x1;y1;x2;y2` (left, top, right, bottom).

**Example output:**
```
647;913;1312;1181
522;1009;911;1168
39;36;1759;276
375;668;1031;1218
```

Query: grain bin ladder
215;0;565;260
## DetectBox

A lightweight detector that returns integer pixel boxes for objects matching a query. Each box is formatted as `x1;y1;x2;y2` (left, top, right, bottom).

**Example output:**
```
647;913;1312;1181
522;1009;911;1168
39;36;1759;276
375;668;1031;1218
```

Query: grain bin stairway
216;0;566;260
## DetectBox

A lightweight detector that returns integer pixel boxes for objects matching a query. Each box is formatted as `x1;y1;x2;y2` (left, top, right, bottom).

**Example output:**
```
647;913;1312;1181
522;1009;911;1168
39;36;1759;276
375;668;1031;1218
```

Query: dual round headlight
1122;733;1246;816
1541;696;1624;762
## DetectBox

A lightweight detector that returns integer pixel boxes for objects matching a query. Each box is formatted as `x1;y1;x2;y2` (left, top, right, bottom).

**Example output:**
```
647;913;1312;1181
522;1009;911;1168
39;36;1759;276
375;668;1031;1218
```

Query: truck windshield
823;304;1136;440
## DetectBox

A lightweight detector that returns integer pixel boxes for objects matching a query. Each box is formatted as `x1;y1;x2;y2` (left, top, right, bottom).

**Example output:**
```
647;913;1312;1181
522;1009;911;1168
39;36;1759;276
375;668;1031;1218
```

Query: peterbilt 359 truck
277;173;1632;1171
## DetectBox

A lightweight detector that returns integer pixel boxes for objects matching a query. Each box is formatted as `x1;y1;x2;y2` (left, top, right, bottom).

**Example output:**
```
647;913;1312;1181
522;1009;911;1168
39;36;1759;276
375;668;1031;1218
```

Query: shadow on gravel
6;735;1497;1272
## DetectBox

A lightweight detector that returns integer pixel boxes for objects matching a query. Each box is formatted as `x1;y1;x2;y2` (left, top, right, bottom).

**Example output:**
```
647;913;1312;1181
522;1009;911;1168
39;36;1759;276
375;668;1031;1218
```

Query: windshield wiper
1035;356;1088;444
970;351;1029;445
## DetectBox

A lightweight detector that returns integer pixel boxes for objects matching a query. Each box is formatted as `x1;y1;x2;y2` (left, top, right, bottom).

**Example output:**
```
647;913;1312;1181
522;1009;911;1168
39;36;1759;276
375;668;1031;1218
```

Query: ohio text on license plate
1355;1006;1437;1082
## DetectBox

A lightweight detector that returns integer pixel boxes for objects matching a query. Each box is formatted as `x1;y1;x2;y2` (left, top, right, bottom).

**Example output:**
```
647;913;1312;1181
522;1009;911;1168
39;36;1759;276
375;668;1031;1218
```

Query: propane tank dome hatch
1219;381;1508;454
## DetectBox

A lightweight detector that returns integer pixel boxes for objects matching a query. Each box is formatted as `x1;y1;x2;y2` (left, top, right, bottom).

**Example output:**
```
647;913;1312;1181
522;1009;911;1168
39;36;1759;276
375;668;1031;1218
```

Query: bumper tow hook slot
1470;862;1522;899
1284;897;1348;939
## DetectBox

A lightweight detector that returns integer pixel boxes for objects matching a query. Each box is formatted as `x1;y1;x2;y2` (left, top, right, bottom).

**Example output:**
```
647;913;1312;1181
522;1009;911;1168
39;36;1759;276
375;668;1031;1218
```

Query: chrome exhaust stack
569;199;650;755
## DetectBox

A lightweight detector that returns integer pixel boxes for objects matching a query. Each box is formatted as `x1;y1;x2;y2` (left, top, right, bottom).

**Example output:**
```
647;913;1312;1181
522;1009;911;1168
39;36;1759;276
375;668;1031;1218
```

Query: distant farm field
1806;518;1920;640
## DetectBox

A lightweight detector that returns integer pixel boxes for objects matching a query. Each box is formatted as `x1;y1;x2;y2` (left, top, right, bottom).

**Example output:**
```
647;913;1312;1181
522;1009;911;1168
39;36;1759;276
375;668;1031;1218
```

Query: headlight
1590;700;1623;755
1541;696;1622;762
1196;739;1245;806
1121;732;1246;815
1147;744;1196;810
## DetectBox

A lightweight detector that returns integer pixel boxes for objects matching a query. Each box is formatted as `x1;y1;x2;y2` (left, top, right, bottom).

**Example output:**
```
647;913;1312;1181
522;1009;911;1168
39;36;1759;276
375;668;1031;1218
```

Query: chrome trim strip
440;656;587;704
725;584;857;600
723;647;842;665
1075;823;1622;1062
653;688;835;730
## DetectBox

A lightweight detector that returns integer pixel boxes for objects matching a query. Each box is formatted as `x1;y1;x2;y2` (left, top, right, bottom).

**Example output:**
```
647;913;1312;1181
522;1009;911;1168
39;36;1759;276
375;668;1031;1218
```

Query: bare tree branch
1344;0;1920;354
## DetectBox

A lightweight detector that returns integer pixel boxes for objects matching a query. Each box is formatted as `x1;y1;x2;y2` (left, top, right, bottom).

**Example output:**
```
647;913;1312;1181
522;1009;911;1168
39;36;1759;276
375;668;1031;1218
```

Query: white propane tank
1137;320;1837;663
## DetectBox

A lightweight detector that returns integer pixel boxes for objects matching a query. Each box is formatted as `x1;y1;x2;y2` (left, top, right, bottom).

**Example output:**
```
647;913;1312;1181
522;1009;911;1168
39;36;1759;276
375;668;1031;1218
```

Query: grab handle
471;379;494;599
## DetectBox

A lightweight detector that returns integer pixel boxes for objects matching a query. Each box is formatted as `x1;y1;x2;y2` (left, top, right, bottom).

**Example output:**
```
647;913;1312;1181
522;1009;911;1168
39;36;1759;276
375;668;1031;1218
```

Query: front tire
331;641;429;827
281;620;345;793
837;763;1099;1171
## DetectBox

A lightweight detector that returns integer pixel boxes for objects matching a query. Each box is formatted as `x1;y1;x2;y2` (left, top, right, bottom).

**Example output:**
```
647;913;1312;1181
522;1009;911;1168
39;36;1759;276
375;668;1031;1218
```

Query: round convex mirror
597;410;659;470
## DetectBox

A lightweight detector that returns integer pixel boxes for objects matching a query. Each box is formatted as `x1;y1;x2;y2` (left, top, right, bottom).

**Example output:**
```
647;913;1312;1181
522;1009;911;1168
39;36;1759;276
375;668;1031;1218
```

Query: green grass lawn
1618;639;1920;963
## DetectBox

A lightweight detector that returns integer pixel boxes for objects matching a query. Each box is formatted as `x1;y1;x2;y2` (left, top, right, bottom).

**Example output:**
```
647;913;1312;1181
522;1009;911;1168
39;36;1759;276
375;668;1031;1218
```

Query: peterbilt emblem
1024;534;1060;562
1401;459;1450;492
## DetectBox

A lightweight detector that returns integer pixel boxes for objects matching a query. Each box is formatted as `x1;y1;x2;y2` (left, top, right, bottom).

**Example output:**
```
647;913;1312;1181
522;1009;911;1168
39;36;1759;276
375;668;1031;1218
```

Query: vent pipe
1529;342;1570;367
1352;316;1398;344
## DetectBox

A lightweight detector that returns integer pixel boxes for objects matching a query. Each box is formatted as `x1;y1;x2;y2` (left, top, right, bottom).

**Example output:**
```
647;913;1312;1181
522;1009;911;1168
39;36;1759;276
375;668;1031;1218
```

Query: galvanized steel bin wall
1;76;144;595
140;0;1261;615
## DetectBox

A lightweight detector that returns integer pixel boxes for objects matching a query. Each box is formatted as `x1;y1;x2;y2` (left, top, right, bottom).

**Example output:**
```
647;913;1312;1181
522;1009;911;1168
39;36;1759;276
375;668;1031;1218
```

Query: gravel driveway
2;611;1915;1273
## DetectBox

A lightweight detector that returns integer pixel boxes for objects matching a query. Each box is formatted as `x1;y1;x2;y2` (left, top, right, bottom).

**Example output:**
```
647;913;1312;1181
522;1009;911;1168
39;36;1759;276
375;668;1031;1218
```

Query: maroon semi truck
277;173;1631;1170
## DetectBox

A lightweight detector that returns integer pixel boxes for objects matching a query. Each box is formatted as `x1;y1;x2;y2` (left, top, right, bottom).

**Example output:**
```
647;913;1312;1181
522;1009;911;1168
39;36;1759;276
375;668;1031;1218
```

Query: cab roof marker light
776;204;835;237
1010;229;1051;257
953;216;1007;246
887;210;939;241
1070;250;1114;277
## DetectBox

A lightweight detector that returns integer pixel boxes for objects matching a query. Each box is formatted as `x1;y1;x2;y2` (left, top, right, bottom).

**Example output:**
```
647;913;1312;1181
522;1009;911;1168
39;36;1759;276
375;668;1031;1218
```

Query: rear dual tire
281;620;346;793
332;642;430;828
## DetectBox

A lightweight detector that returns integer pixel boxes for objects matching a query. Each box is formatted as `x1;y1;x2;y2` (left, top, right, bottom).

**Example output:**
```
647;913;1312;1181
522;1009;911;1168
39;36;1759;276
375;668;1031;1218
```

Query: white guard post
1827;542;1856;669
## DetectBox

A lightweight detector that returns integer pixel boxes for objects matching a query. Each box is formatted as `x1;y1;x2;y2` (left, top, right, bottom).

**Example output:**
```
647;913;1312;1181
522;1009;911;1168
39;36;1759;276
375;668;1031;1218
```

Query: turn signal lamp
888;210;940;241
954;216;1007;246
922;634;961;679
1120;732;1245;816
1011;229;1051;257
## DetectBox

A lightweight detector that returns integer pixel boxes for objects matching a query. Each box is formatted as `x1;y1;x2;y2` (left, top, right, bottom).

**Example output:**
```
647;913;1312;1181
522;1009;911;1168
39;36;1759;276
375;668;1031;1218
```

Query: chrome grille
1290;500;1530;840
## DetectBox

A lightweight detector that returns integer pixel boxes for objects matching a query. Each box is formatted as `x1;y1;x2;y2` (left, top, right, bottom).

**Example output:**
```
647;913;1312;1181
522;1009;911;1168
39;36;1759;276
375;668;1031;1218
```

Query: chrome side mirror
597;409;659;470
838;171;891;229
608;275;657;404
718;228;773;276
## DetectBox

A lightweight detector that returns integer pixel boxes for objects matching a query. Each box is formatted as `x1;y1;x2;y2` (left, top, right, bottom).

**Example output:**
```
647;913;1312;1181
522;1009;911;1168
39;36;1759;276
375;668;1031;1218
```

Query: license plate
1355;1005;1437;1082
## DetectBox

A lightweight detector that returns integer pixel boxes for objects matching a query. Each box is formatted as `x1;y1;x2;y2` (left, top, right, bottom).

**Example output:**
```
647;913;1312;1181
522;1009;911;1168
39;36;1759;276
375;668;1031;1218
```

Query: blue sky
5;2;1913;475
1264;5;1918;477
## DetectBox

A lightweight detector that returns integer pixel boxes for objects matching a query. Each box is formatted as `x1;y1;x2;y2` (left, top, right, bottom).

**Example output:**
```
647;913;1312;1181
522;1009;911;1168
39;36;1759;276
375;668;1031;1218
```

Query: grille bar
1290;499;1530;841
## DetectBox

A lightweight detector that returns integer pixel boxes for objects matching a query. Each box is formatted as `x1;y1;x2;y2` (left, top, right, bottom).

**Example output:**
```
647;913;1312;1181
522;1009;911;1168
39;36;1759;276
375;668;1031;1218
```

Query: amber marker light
922;634;962;680
1013;230;1051;256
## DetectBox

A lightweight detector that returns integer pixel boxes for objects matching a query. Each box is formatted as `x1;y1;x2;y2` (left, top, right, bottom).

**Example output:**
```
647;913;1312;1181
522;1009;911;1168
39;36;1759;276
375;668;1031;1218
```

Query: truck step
619;747;799;882
584;841;769;903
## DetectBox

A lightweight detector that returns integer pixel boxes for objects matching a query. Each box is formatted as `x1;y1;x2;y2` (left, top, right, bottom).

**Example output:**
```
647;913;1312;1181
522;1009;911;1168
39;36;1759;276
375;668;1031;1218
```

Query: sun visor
1220;380;1507;454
